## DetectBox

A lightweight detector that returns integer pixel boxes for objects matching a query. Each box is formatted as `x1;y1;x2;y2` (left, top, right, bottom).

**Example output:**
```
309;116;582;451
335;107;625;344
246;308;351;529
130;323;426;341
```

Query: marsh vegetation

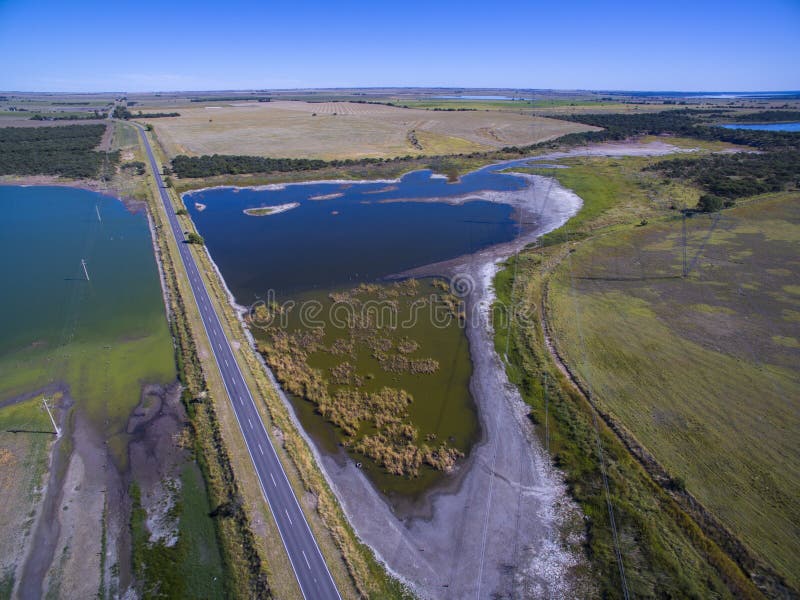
252;279;477;490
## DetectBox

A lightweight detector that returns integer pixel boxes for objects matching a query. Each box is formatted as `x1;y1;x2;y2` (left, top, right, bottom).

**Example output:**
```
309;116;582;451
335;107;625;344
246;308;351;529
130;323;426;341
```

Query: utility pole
81;259;90;281
42;396;60;437
544;373;549;454
682;209;688;278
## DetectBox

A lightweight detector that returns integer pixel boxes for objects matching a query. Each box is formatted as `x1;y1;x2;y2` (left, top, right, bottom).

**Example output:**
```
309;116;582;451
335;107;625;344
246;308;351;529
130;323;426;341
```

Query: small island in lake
243;202;300;216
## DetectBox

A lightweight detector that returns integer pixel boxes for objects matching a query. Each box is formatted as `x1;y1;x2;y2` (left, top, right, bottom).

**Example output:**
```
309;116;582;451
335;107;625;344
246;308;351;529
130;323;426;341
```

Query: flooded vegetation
0;186;223;598
251;279;477;496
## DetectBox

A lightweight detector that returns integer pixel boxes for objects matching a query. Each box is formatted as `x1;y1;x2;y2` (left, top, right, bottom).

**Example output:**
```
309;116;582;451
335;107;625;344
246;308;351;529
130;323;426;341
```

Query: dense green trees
112;106;131;119
731;110;800;122
558;110;800;150
646;149;800;201
0;124;117;178
173;154;336;177
113;106;180;119
697;194;725;213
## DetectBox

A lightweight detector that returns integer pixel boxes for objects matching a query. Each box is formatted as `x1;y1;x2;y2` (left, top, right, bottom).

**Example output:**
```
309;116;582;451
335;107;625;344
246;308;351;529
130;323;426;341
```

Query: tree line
113;106;180;119
0;124;118;178
731;110;800;122
171;153;402;178
553;109;800;150
645;150;800;205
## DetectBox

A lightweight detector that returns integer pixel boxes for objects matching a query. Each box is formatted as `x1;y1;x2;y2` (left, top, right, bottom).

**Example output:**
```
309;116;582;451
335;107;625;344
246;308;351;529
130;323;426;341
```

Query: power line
564;219;631;600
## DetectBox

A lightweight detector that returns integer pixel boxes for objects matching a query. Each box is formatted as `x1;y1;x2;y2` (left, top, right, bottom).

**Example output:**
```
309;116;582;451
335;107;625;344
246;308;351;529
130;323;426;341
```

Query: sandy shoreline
181;176;402;199
0;176;149;214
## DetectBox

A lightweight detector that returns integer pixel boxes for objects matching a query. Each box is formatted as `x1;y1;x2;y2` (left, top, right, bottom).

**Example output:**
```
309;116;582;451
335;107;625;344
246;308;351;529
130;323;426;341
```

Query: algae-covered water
0;185;225;596
256;280;478;497
0;186;174;439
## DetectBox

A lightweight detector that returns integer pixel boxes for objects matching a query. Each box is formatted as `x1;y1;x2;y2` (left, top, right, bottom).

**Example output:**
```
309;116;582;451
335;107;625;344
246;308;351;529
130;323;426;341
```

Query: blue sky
1;0;798;92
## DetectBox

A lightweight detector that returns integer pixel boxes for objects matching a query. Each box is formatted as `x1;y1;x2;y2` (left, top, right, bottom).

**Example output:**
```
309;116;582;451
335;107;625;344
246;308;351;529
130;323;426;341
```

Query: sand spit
181;177;400;199
309;192;345;201
243;202;300;216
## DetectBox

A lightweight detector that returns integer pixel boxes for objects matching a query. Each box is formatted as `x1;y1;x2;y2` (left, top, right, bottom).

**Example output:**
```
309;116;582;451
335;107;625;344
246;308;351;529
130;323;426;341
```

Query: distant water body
720;122;800;132
433;95;516;100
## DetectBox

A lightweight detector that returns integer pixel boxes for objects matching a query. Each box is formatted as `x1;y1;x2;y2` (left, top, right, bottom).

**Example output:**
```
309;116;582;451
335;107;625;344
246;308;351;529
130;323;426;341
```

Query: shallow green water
0;185;174;442
255;280;478;497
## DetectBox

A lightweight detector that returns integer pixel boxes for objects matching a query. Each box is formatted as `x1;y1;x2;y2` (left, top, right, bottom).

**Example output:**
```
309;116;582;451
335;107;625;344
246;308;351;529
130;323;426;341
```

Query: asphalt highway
135;124;341;600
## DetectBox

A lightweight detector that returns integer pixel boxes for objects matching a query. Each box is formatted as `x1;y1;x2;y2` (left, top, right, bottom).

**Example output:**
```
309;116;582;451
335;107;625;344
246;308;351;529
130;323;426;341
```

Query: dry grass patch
138;100;595;160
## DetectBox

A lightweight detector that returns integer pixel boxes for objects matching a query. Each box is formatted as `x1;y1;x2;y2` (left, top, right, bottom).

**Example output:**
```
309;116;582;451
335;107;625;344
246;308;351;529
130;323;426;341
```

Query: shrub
697;194;724;213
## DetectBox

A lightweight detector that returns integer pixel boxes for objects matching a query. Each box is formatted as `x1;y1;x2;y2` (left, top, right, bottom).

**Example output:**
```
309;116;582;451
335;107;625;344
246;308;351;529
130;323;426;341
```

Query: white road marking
248;417;253;429
137;126;341;597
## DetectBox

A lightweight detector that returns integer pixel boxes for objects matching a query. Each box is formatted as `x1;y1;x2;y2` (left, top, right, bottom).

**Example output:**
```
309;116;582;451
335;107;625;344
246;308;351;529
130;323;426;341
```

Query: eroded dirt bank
12;381;188;599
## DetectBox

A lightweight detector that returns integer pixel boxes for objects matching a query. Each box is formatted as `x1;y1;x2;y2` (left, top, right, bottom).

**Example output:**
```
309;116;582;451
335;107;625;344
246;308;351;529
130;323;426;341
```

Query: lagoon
184;160;541;303
184;160;544;494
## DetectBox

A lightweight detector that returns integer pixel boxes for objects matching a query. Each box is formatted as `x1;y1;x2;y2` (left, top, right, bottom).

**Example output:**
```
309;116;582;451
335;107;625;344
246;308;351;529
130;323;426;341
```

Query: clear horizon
2;87;800;95
1;0;798;93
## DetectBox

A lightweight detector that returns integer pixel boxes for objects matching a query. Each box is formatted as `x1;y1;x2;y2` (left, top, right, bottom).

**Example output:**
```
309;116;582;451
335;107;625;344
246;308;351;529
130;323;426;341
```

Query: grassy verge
0;398;57;600
135;126;273;598
491;150;789;597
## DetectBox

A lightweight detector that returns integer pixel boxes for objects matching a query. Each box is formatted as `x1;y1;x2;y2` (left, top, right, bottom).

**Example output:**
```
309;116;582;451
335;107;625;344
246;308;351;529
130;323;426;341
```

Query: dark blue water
720;122;800;132
186;161;536;301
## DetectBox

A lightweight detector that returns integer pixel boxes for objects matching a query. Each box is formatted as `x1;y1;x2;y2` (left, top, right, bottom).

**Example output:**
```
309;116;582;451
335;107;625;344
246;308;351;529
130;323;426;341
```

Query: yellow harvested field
140;100;597;160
